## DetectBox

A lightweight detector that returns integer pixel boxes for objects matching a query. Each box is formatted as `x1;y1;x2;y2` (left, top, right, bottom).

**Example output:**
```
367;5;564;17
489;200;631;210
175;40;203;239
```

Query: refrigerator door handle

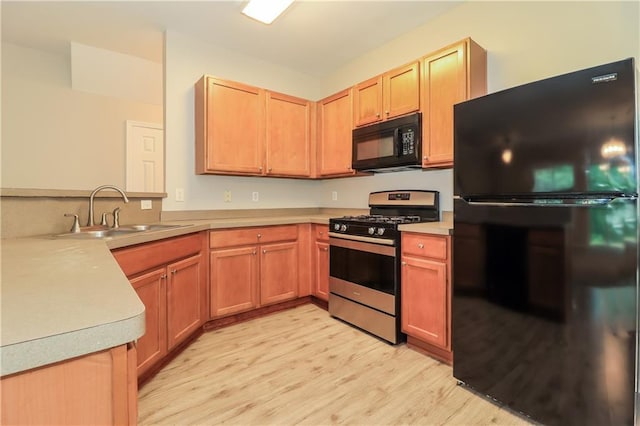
457;196;632;207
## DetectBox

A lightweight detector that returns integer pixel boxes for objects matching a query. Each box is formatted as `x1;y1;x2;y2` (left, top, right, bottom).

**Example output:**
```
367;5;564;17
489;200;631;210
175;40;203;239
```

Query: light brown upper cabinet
316;88;355;177
195;76;313;178
195;76;265;175
421;38;487;168
353;61;420;127
265;91;313;177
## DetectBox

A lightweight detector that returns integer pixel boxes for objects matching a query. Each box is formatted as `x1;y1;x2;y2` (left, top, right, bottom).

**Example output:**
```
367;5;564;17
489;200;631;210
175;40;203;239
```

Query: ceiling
1;1;462;78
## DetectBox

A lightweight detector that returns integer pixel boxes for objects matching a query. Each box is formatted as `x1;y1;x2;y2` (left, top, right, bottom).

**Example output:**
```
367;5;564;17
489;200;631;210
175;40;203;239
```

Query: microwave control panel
401;128;416;155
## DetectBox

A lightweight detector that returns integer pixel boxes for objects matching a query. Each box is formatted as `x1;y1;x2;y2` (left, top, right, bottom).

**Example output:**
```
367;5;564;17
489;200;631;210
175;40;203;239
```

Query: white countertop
1;213;450;376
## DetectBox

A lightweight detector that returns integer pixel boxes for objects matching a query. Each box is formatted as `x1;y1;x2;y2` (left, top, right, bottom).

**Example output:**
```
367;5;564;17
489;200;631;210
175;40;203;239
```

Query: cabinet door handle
161;274;167;279
259;166;263;172
262;249;267;254
171;269;177;275
257;233;262;239
423;156;428;160
418;243;424;249
252;250;257;255
322;247;328;251
268;167;272;172
385;111;389;115
375;112;380;117
402;261;407;266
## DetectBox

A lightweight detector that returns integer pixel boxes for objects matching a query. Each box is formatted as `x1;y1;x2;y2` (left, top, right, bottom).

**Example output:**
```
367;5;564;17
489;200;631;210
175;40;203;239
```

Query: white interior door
126;121;164;192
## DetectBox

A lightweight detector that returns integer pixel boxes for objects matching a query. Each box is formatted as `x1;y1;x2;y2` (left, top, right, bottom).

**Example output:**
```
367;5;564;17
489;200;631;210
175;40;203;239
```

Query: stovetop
329;190;440;241
337;214;424;224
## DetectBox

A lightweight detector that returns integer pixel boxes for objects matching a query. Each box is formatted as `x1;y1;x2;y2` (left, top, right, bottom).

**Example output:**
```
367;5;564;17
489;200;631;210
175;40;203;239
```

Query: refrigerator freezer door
454;58;636;198
452;197;637;426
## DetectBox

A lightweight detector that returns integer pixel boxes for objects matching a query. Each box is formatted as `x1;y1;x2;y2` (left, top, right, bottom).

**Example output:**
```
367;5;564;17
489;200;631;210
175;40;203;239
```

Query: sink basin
53;223;190;239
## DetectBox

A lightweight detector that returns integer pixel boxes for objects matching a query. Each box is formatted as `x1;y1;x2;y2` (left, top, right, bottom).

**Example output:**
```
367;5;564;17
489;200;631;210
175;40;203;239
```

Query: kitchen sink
53;223;191;239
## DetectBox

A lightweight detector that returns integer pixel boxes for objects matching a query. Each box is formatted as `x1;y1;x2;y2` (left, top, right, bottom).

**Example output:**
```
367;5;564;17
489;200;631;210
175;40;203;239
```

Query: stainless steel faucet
87;185;129;227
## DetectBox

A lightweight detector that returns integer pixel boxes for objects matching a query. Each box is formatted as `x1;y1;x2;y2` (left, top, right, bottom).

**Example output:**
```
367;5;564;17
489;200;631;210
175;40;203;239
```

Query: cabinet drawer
210;225;298;248
112;233;202;277
402;233;448;260
314;225;330;242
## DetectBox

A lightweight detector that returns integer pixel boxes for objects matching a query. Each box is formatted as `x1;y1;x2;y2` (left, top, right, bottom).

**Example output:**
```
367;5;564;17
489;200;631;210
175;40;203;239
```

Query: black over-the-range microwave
351;112;422;172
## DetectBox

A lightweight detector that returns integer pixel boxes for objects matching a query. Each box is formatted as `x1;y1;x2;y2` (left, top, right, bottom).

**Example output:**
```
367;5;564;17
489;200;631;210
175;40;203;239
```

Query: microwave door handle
393;128;400;157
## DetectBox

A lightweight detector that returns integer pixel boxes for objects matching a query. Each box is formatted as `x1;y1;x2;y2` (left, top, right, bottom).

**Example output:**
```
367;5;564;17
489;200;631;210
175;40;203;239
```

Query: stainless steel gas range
328;190;439;344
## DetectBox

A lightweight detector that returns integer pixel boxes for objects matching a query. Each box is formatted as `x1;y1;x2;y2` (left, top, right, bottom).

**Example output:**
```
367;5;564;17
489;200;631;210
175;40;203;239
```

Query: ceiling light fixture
242;0;294;24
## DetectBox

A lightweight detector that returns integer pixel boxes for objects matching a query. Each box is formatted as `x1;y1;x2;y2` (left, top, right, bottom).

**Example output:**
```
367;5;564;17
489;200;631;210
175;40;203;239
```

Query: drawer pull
257;233;262;239
418;243;424;249
353;291;361;296
262;249;267;254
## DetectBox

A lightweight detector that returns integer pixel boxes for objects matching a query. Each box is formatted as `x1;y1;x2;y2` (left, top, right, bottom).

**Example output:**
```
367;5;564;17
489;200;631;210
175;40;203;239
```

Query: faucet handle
64;213;81;233
112;207;121;229
100;212;111;227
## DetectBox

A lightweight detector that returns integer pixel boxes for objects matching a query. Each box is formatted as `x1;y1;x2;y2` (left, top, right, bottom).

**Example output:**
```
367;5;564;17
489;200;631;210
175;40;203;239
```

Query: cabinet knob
322;247;328;251
252;250;257;255
402;261;407;266
171;269;177;275
268;167;272;172
385;111;389;115
262;249;267;254
418;243;424;249
423;156;428;160
257;233;262;239
161;274;167;279
259;166;263;172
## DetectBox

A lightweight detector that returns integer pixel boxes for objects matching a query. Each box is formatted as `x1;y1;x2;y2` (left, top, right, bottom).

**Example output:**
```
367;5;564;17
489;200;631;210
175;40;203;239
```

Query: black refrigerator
452;58;638;426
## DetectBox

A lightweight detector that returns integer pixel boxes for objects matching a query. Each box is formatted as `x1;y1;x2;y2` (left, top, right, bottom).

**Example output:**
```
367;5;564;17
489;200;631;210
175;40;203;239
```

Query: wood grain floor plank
139;304;532;425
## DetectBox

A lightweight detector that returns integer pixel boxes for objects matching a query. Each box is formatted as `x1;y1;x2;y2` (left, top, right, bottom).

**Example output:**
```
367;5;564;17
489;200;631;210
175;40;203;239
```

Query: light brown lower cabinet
0;343;137;425
112;232;207;377
209;225;300;318
401;232;452;363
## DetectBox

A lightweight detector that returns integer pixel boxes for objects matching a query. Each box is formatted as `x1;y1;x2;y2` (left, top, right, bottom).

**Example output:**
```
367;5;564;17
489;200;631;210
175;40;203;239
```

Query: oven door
328;235;398;315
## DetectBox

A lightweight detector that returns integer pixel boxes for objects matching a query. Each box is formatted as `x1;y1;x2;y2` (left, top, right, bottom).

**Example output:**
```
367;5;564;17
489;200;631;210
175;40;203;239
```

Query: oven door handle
328;232;396;246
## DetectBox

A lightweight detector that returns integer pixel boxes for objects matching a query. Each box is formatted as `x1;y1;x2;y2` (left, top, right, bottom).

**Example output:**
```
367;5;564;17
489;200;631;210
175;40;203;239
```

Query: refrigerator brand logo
591;73;618;84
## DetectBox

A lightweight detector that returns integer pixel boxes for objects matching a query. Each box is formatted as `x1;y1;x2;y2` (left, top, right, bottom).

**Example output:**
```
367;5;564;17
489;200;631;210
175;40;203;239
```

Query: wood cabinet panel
167;254;203;350
113;232;206;378
317;88;354;177
210;225;298;248
195;76;264;175
260;241;298;306
354;61;419;127
314;224;330;242
353;76;383;126
266;91;311;177
112;233;202;277
130;268;167;376
314;241;330;301
383;61;420;119
402;256;448;348
0;344;136;425
210;246;259;317
421;39;486;167
402;233;448;260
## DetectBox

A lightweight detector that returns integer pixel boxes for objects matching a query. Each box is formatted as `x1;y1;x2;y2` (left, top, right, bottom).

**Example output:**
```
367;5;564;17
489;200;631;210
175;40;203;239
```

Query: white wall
1;42;163;190
163;30;323;211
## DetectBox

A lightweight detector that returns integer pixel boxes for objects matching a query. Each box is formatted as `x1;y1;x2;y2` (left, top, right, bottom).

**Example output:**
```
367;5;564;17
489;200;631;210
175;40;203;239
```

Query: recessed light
242;0;294;24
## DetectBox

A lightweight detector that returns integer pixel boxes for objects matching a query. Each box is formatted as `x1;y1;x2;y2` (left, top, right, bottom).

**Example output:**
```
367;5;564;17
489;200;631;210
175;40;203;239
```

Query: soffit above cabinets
1;1;462;78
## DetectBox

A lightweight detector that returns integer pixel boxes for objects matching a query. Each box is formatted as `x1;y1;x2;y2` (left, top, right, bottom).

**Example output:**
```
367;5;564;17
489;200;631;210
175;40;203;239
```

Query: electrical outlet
224;190;232;203
175;188;184;202
252;192;259;202
332;191;338;201
140;200;152;210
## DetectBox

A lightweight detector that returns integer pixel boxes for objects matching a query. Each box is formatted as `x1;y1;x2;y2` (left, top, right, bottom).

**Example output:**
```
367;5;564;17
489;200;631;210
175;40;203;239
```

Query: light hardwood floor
138;304;532;425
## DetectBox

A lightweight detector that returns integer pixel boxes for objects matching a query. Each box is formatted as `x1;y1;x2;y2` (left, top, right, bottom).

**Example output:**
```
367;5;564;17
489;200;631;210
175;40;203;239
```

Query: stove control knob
334;223;341;231
368;227;376;235
340;224;347;232
377;228;385;236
